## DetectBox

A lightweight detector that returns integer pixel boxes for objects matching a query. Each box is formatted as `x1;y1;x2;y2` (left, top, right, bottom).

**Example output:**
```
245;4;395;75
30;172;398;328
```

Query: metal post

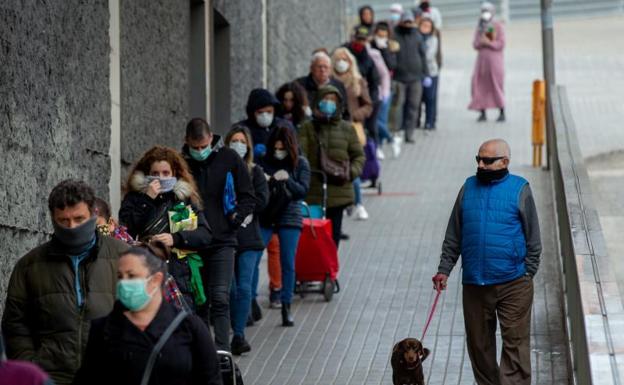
541;0;556;170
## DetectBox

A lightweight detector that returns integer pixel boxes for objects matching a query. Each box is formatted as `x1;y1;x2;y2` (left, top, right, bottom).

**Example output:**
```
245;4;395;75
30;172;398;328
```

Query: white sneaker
394;134;403;145
354;204;369;221
376;148;385;160
392;139;401;158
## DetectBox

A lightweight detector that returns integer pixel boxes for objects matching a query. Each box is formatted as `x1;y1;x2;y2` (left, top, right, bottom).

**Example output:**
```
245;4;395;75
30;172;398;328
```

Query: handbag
313;121;351;186
260;179;292;227
139;202;171;242
140;309;189;385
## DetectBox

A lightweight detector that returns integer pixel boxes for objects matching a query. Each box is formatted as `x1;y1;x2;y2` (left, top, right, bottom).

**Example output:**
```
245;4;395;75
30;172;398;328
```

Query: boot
231;335;251;356
477;110;487;122
497;108;506;122
281;302;294;327
251;298;263;321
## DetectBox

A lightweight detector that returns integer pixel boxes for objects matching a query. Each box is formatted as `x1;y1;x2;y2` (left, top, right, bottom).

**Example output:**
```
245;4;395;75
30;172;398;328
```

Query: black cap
353;25;370;40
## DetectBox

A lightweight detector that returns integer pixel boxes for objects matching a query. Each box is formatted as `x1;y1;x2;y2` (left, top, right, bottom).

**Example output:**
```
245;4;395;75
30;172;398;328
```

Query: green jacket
298;85;365;208
2;235;128;385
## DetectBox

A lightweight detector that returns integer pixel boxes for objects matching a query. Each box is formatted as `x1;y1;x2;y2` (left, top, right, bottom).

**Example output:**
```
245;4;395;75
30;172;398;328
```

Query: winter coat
73;301;221;385
2;235;129;385
183;139;255;250
118;174;213;306
422;33;440;77
298;85;365;209
367;45;392;100
334;76;372;123
344;43;381;103
236;164;269;252
393;26;429;83
259;156;311;229
296;74;351;121
370;39;399;72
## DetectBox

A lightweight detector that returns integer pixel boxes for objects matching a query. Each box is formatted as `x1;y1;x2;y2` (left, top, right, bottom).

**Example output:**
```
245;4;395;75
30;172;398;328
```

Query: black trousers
326;205;348;249
198;246;235;351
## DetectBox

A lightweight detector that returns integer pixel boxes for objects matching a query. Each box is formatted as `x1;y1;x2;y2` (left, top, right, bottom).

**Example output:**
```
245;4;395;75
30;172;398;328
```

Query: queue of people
0;3;453;384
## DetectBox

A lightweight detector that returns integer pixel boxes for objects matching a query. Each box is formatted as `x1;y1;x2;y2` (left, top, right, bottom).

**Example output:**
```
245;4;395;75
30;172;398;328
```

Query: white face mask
229;141;248;158
374;36;388;49
481;11;493;21
334;59;350;74
274;149;288;160
256;112;274;128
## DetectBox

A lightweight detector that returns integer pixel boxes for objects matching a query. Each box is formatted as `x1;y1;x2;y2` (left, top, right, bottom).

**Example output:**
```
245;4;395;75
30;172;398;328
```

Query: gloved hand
240;214;253;228
254;143;267;158
431;273;448;292
273;170;289;181
422;76;433;88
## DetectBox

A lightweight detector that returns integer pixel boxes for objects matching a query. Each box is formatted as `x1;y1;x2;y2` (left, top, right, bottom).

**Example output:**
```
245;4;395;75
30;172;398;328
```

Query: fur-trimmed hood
129;171;193;202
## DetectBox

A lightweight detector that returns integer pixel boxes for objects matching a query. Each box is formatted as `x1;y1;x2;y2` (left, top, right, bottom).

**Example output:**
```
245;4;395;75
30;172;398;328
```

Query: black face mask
476;167;509;184
53;216;97;255
398;25;413;34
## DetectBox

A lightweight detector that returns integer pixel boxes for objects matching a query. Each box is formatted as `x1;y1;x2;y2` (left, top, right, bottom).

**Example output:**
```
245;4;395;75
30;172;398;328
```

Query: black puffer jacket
74;300;221;385
259;156;311;229
393;26;429;83
236;164;269;252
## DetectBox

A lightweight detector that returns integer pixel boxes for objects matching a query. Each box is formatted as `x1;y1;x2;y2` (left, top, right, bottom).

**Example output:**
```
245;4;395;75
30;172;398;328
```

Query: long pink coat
468;21;505;110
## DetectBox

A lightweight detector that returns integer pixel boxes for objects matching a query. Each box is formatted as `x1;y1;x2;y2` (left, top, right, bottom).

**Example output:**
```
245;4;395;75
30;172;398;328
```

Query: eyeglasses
475;156;505;165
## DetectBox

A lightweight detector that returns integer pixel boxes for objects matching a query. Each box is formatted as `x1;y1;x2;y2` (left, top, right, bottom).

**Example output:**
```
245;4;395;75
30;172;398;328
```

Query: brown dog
391;338;430;385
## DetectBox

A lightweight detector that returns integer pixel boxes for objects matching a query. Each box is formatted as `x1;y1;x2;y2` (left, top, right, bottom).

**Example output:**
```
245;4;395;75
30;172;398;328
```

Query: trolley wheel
377;181;383;195
323;277;334;302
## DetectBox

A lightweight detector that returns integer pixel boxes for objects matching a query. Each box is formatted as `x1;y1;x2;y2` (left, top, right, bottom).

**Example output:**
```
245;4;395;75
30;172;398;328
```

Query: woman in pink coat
468;2;505;122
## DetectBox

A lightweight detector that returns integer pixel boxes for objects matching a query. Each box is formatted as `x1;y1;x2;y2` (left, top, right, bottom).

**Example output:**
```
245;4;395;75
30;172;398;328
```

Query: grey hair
310;51;331;67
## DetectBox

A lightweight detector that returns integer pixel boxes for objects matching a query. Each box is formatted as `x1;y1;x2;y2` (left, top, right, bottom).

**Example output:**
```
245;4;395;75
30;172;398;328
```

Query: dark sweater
183;143;255;250
236;164;269;252
437;183;542;278
73;301;221;385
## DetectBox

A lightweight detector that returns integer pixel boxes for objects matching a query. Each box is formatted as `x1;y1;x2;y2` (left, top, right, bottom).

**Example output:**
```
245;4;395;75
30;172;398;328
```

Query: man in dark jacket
182;117;255;352
393;12;430;142
345;25;382;142
235;88;296;161
296;51;351;121
432;139;541;385
2;180;129;385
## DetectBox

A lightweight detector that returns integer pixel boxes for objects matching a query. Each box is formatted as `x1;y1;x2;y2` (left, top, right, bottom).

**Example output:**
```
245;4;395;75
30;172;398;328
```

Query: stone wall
119;0;191;177
0;1;111;313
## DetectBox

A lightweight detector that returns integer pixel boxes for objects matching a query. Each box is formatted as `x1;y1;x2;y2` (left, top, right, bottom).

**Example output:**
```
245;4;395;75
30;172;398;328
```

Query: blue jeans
230;249;263;337
260;227;301;304
353;177;362;205
422;76;439;128
376;96;393;145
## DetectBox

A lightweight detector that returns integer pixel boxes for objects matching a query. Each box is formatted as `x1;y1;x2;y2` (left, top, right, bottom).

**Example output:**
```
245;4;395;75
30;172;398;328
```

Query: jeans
395;80;424;140
198;246;235;351
422;76;439;128
230;249;263;338
377;96;393;145
260;227;302;304
326;205;348;249
353;177;362;205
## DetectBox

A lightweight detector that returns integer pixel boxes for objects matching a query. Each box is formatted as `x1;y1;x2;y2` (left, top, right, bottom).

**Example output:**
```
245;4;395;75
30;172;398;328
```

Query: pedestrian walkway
237;21;569;384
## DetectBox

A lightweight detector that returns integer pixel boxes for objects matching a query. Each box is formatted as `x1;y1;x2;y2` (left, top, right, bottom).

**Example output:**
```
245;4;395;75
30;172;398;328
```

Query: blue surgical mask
229;141;248;158
390;13;401;22
318;100;337;117
146;176;177;193
116;277;155;312
189;146;212;161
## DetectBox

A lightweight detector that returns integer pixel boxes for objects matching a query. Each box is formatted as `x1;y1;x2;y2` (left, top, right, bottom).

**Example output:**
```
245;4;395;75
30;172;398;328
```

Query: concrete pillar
109;0;121;217
261;0;268;88
190;0;212;122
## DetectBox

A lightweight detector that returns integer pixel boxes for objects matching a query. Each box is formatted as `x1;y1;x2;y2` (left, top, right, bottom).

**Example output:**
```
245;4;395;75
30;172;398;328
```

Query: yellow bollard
532;80;546;167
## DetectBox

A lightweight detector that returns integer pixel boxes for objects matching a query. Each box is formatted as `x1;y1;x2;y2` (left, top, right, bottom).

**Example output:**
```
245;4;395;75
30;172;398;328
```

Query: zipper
76;259;90;369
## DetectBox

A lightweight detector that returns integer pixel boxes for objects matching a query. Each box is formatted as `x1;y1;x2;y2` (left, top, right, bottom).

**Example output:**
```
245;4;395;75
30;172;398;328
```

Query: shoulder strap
140;309;188;385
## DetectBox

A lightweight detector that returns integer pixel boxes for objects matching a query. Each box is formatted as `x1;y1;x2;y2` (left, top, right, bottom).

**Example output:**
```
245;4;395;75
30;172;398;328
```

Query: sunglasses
475;156;505;165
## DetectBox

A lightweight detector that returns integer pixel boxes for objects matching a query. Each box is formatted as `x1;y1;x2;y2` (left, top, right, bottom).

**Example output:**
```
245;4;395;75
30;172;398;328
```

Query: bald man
432;139;541;385
296;52;351;121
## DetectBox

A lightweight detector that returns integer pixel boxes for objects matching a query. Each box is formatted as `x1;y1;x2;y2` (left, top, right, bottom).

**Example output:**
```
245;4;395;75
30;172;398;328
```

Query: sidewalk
237;21;569;384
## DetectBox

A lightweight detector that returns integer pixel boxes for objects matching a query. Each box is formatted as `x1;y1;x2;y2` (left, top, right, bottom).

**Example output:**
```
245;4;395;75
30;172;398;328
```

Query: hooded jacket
393;25;430;82
2;234;128;385
298;85;365;208
183;137;255;249
296;74;351;121
235;88;296;161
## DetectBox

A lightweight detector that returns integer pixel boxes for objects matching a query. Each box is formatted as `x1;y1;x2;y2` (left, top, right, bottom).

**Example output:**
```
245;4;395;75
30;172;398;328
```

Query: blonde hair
331;47;363;96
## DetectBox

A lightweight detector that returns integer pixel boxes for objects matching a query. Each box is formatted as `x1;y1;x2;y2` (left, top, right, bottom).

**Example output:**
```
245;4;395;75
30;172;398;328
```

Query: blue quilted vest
461;173;528;285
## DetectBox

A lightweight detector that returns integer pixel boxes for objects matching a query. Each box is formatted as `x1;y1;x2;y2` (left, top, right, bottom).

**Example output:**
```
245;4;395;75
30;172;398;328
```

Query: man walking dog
432;139;541;385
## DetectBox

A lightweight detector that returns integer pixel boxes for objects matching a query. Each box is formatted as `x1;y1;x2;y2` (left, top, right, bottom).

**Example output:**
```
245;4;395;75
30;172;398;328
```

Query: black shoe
281;303;294;327
405;137;415;143
251;298;263;321
477;111;487;122
231;335;251;356
496;111;506;122
339;232;350;241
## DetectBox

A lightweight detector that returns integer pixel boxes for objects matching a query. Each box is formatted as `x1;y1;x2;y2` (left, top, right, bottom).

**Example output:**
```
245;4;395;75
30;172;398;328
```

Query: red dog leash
421;289;442;341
